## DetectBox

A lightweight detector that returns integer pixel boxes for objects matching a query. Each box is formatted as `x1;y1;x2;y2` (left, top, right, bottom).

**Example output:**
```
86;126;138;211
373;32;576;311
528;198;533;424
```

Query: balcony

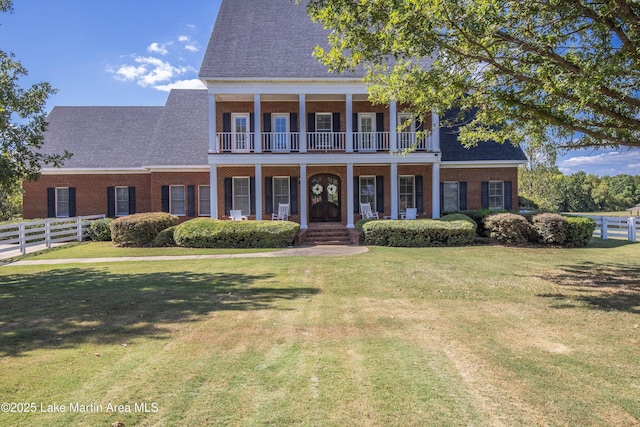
213;131;436;153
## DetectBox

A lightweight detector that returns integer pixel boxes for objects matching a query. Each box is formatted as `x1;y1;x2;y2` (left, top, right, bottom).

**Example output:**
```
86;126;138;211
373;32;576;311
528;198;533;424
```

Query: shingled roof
199;0;365;79
40;90;209;169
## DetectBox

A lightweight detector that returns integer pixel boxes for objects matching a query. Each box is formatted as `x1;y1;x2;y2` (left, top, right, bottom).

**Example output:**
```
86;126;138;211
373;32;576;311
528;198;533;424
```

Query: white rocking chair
272;203;290;221
229;210;248;221
360;202;380;219
401;207;417;219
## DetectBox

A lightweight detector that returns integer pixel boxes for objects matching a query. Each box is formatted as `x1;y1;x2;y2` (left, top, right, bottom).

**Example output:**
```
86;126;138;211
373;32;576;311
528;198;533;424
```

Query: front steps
301;226;353;245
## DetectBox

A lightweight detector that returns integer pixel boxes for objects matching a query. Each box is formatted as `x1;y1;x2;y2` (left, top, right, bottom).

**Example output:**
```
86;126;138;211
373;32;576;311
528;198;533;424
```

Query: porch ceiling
215;93;371;102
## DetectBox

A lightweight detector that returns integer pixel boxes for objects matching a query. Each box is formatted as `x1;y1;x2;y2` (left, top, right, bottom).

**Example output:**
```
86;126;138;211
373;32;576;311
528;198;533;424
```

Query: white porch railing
215;131;436;153
0;215;106;256
568;214;639;243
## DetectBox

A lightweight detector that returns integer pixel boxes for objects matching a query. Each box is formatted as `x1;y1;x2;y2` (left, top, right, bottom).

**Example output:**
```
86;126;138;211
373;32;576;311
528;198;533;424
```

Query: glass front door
232;114;250;152
309;174;341;222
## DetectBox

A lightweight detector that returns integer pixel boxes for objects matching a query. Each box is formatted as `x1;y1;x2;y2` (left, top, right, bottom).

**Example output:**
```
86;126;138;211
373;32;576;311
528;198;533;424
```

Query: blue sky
1;0;638;177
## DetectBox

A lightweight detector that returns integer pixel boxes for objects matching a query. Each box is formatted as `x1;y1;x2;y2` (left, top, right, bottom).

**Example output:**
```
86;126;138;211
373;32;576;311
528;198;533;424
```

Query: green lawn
0;240;639;426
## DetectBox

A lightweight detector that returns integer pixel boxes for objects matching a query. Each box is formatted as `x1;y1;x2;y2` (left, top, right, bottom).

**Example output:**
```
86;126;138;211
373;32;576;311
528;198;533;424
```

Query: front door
309;174;341;222
232;113;250;152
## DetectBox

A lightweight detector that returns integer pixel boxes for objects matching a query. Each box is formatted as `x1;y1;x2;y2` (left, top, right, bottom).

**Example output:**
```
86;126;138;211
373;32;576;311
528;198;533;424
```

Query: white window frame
358;113;376;151
272;177;290;209
170;185;186;216
443;181;459;212
315;113;333;149
231;113;251;152
397;113;416;149
55;187;70;218
198;185;211;216
115;186;129;217
233;177;251;216
272;114;290;152
359;176;376;211
399;175;415;212
315;113;332;132
489;181;504;210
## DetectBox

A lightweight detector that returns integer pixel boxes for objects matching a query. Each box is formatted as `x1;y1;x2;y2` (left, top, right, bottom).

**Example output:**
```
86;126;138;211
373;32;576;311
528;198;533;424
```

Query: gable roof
40;90;209;169
199;0;364;79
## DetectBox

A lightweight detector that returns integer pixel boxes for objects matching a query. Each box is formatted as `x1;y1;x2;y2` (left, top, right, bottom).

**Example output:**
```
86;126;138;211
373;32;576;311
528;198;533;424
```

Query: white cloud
178;35;199;52
111;56;194;89
147;42;171;56
154;79;206;92
558;149;640;176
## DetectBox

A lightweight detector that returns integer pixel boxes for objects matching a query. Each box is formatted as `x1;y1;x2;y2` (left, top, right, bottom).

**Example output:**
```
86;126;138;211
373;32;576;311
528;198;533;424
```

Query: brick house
23;0;526;229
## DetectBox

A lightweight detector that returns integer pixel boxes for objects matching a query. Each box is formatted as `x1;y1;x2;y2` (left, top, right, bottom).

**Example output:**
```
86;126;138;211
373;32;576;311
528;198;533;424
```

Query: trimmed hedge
444;209;509;236
362;219;475;247
484;213;532;244
111;212;178;247
173;218;300;248
564;216;596;247
531;213;566;244
440;213;477;230
87;218;113;241
355;218;379;232
152;225;177;247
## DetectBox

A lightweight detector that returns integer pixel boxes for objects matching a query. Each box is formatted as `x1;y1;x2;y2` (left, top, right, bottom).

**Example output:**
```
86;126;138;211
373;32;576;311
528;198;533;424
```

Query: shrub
362;219;475;247
444;209;508;236
173;218;300;248
564;216;596;247
440;213;477;230
87;218;113;241
484;213;532;245
111;212;178;247
355;217;379;232
152;225;177;247
531;213;566;244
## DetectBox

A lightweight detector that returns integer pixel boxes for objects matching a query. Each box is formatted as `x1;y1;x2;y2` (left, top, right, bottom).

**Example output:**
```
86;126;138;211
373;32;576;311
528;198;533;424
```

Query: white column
299;163;308;228
299;94;307;153
346;162;354;228
208;93;217;153
432;162;441;218
346;94;353;153
255;164;263;220
209;165;218;219
254;94;262;153
391;162;399;219
431;111;440;151
389;100;397;151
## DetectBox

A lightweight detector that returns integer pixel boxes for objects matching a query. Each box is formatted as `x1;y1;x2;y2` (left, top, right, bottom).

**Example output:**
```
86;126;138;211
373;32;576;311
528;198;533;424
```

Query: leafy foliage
361;219;476;247
564;216;596;247
173;218;300;248
530;213;567;244
152;225;177;247
307;0;640;148
439;213;478;229
484;213;533;244
87;218;113;242
111;212;178;247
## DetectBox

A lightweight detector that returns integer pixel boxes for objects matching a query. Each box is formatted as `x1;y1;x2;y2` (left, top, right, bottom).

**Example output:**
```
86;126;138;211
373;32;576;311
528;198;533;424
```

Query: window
358;114;376;151
170;185;186;216
233;177;251;215
489;181;504;209
397;113;416;149
272;114;289;151
443;182;459;212
199;185;211;216
399;176;415;212
359;176;376;211
315;113;332;132
273;177;290;208
56;187;70;218
115;187;129;216
232;113;250;152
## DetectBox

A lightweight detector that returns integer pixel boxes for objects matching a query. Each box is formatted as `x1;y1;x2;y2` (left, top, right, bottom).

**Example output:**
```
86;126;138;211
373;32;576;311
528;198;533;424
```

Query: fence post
19;222;26;255
630;217;637;243
601;216;608;240
76;217;83;242
45;219;51;248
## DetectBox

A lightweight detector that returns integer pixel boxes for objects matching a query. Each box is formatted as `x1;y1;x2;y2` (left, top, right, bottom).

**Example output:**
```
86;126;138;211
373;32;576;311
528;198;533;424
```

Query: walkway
3;245;369;267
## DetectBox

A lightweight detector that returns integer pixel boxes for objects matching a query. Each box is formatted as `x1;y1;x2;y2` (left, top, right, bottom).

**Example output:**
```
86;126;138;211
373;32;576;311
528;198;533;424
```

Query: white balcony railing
214;131;435;153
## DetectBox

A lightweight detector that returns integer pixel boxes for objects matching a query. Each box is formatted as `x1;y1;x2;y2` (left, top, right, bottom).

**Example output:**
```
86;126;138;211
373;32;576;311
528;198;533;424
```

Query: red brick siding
440;167;519;210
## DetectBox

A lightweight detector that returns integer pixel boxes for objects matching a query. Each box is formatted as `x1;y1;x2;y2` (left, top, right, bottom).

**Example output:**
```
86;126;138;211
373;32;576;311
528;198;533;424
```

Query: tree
306;0;640;149
0;0;69;197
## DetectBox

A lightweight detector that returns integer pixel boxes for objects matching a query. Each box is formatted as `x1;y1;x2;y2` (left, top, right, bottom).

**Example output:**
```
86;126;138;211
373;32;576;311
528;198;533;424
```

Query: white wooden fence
0;215;105;256
568;215;639;243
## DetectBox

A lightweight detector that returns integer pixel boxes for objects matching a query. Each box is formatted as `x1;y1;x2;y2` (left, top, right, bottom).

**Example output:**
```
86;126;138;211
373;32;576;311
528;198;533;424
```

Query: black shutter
415;176;423;212
68;187;76;217
249;113;255;151
128;187;136;214
47;188;55;218
481;182;489;209
265;177;273;214
307;113;315;132
187;185;195;217
440;182;445;214
290;177;299;215
263;113;272;151
353;113;359;149
376;112;385;150
107;187;115;217
249;113;255;132
459;182;467;210
376;176;384;213
504;181;513;210
250;177;256;215
290;113;298;132
224;178;232;216
354;175;360;213
222;113;231;132
161;185;170;213
332;112;340;148
415;115;424;132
